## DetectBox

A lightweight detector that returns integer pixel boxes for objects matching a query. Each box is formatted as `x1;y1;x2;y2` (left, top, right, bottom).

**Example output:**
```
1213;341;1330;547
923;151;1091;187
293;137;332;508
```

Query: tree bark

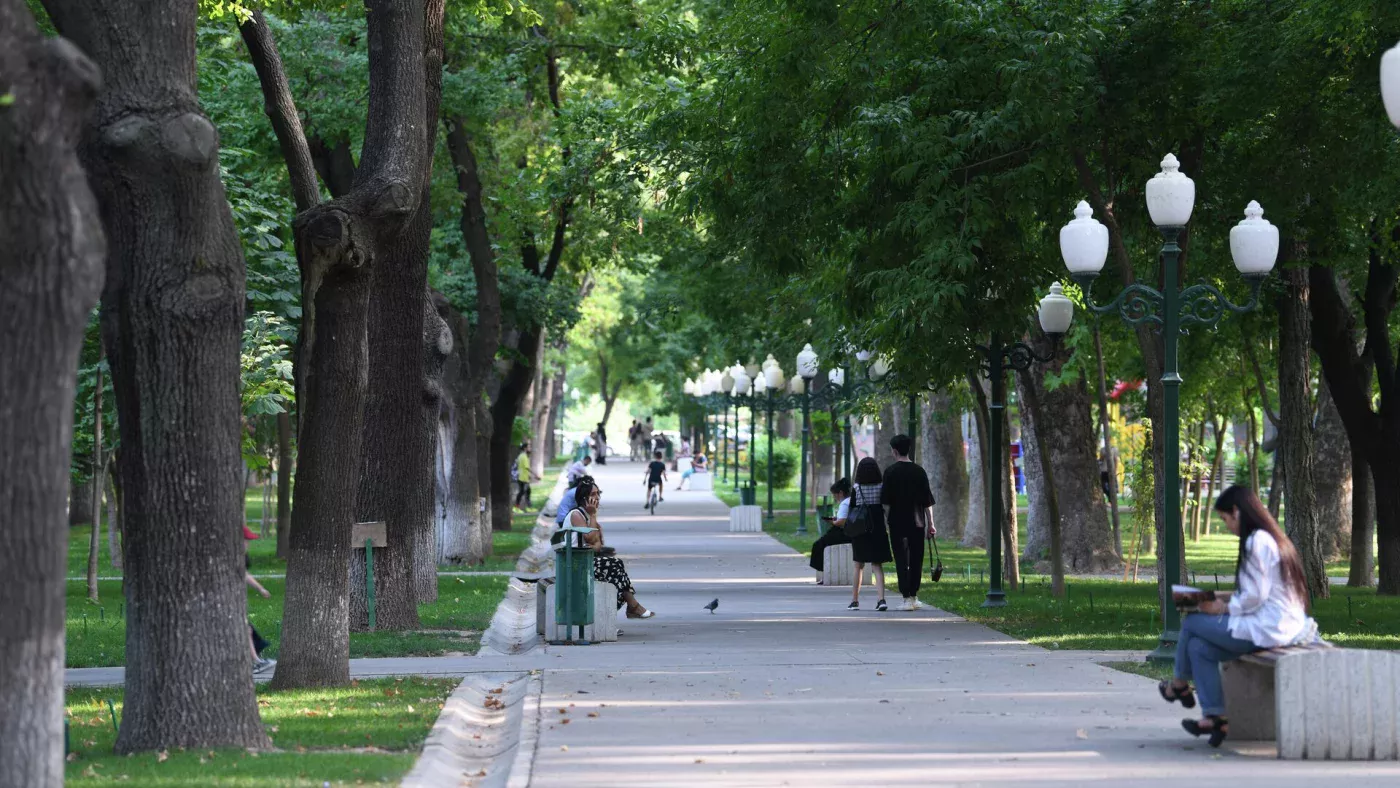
275;0;443;687
491;327;544;530
1093;327;1123;554
925;392;967;539
476;398;496;556
1278;266;1327;599
529;354;556;478
41;0;272;750
238;10;319;212
1350;450;1375;587
275;410;292;559
963;374;991;548
433;292;486;565
416;292;450;601
69;479;94;525
1017;366;1064;596
106;464;123;571
1015;376;1050;566
1314;378;1353;562
1001;408;1020;591
0;6;105;779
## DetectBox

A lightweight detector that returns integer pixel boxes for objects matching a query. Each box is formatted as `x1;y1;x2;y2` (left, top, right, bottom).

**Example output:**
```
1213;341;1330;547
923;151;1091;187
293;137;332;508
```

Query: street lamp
795;344;819;535
731;363;751;493
1381;40;1400;128
976;284;1076;608
762;356;785;520
720;367;736;484
1059;153;1277;660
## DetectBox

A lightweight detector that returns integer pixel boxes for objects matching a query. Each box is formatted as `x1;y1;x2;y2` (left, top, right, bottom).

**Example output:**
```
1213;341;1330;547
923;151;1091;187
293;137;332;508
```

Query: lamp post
795;344;819;535
1059;154;1278;659
761;356;784;520
976;284;1076;607
720;367;735;484
750;368;765;490
731;363;751;493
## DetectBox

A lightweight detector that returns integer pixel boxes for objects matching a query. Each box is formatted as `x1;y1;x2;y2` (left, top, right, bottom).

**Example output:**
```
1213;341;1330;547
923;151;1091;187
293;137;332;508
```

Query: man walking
881;434;936;611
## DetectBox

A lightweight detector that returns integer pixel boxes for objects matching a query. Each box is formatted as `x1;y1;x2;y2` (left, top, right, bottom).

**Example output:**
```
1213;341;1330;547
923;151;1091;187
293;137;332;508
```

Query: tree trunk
1278;266;1327;599
530;357;556;478
275;410;292;560
416;294;450;601
491;328;544;530
476;398;496;555
275;0;444;687
0;7;105;779
42;0;272;750
1015;374;1050;567
925;392;967;539
874;401;899;468
546;371;564;461
432;292;486;565
69;479;94;525
106;467;122;571
1093;327;1123;554
1314;379;1353;562
1267;449;1285;518
1017;366;1064;596
1189;421;1207;541
1350;450;1375;587
88;362;104;602
963;375;991;548
1000;408;1020;591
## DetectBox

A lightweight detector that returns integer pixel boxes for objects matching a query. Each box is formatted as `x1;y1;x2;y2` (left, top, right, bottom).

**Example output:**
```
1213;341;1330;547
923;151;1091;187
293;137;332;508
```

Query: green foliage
511;415;532;447
754;437;799;489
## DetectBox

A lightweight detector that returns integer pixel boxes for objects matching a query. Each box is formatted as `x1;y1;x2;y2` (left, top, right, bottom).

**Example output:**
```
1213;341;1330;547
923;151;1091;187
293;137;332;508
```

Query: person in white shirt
1159;485;1318;748
809;478;853;584
566;455;592;485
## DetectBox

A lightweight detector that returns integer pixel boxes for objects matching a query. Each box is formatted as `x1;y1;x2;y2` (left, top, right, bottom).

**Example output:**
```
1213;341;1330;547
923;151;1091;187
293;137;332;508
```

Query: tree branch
1246;341;1281;427
1309;264;1379;452
238;10;319;212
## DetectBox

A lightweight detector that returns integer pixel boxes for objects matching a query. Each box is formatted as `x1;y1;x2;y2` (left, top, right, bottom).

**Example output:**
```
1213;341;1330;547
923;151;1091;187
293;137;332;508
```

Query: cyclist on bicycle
644;450;668;509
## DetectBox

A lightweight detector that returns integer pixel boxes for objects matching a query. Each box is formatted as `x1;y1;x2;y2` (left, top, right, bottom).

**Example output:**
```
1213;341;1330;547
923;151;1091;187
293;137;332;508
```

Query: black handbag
927;511;944;583
845;487;872;538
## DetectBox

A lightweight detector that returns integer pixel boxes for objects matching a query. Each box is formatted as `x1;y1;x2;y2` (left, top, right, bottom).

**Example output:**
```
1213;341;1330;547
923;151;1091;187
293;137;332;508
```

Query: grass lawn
65;676;456;786
757;512;1399;651
67;574;507;668
1102;661;1173;681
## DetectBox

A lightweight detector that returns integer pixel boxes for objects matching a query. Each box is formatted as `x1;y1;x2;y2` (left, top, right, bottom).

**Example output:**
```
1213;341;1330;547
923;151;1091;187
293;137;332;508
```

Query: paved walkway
475;459;1400;786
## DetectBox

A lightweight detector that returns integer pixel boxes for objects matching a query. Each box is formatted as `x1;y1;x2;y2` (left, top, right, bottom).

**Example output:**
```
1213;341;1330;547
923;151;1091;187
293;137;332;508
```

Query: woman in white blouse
1158;485;1318;747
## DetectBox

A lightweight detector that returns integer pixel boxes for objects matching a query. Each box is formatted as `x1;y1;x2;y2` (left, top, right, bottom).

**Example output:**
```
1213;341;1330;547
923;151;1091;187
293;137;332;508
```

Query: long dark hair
574;478;600;510
830;478;852;498
1214;485;1309;610
855;457;882;485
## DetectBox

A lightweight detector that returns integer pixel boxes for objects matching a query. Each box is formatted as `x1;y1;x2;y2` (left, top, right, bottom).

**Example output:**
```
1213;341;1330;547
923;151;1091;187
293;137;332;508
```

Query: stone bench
820;543;874;587
729;505;762;532
1222;643;1399;759
535;578;619;643
689;472;713;491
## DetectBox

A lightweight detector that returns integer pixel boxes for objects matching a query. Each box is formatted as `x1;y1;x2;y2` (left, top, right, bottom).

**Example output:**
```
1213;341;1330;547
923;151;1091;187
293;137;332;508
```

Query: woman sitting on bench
1158;485;1317;747
809;478;853;584
565;478;655;620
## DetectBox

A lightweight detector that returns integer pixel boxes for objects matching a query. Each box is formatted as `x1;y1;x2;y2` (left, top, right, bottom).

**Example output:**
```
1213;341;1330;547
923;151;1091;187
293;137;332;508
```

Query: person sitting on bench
675;453;707;490
809;478;854;584
1158;485;1318;748
565;478;655;620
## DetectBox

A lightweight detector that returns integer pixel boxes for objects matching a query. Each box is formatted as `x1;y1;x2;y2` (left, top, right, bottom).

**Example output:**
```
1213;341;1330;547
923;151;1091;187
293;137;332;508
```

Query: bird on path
704;599;719;614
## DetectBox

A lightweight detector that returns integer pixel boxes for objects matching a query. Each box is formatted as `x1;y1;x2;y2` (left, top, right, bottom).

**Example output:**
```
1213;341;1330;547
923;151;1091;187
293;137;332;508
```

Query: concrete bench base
729;505;762;532
536;579;619;643
689;473;713;491
1222;645;1399;759
821;543;874;586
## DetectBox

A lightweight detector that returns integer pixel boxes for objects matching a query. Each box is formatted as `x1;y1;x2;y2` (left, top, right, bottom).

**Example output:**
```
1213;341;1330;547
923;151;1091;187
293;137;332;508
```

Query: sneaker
911;598;926;610
253;658;275;674
898;598;915;612
876;598;888;612
846;601;859;610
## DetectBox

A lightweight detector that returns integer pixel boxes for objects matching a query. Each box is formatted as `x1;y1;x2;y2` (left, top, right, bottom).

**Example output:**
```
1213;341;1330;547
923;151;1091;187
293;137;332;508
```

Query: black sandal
1181;715;1228;748
1158;680;1197;709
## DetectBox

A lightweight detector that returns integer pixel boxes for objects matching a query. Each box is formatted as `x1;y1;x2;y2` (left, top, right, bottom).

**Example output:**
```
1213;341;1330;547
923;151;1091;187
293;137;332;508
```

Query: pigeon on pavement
704;599;719;613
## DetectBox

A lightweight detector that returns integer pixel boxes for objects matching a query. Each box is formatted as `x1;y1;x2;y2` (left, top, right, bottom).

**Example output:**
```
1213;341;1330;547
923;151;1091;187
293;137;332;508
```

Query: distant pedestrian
513;442;541;512
566;454;592;485
810;478;854;584
243;528;274;674
881;434;935;611
594;422;608;465
847;457;891;611
629;420;642;461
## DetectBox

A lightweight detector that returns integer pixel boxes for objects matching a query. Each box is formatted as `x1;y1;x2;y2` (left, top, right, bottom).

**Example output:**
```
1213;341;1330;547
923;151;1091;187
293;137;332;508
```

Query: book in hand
1171;584;1216;612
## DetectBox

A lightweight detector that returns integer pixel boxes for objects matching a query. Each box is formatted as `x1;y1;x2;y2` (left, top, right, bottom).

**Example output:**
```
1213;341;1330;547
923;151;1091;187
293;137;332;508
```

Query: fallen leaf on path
587;713;599;718
561;719;571;725
1075;729;1088;740
876;671;884;676
560;746;569;752
695;759;705;764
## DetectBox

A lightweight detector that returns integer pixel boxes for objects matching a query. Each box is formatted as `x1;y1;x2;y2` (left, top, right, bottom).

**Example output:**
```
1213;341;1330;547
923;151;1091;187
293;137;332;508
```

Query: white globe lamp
1145;153;1195;228
1229;201;1279;278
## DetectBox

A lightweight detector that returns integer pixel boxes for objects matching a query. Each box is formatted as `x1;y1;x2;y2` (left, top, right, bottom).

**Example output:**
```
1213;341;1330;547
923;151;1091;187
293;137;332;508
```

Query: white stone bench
821;543;874;587
1222;644;1399;759
729;505;762;532
689;472;713;491
536;578;619;643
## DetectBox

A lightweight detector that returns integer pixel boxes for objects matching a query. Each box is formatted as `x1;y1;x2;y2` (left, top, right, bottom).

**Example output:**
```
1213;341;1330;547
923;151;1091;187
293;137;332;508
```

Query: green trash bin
740;482;757;506
552;526;596;644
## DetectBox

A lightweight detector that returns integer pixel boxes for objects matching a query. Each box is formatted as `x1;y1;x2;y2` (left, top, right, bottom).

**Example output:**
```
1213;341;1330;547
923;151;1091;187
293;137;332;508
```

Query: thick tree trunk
1350;451;1375;587
491;328;544;530
69;479;94;525
1015;377;1050;566
925;392;967;539
1312;379;1352;562
1093;327;1123;554
42;0;271;750
546;371;564;461
1017;366;1064;596
874;401;899;468
963;375;991;548
1000;408;1020;591
275;410;292;560
476;399;496;555
433;292;486;565
530;359;556;478
275;0;443;687
0;8;105;779
416;295;450;601
1278;267;1327;598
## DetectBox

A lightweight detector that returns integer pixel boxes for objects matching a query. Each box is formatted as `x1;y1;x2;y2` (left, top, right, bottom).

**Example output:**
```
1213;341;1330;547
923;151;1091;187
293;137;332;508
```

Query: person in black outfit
881;434;936;611
810;478;854;583
643;450;668;507
848;457;891;611
594;422;608;465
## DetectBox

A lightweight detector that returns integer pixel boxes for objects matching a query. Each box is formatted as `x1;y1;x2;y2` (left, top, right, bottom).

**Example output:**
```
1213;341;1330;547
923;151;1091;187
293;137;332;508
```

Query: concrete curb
480;467;569;656
398;671;539;788
505;673;544;788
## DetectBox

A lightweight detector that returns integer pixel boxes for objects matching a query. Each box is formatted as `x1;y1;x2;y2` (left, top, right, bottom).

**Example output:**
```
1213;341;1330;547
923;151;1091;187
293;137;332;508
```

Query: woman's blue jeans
1174;613;1258;716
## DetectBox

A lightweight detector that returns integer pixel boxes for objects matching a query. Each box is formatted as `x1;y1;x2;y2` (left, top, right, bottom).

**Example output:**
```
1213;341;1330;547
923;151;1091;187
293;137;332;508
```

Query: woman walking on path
847;458;891;611
1158;485;1318;748
809;478;853;583
565;478;654;619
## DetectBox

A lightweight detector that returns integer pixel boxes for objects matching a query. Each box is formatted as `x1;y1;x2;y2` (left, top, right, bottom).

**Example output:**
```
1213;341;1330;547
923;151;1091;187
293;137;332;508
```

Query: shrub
755;437;800;489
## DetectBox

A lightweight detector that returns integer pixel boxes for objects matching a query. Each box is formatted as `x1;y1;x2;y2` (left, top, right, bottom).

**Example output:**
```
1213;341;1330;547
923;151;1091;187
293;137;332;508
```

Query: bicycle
647;485;660;515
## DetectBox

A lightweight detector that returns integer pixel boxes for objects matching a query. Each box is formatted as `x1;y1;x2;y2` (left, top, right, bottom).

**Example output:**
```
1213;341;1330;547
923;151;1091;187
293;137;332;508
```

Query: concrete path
475;459;1400;786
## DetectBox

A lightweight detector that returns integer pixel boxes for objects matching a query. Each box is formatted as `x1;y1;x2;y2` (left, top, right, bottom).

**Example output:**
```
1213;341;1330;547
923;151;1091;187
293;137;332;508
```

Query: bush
755;438;800;489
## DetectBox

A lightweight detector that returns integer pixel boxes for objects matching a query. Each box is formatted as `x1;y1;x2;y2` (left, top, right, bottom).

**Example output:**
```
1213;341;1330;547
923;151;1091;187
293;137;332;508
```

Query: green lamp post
975;284;1077;608
759;355;785;521
795;344;819;536
1059;154;1279;660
